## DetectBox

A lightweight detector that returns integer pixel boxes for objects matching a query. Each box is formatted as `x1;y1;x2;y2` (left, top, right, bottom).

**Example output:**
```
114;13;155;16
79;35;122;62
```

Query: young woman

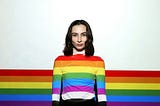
52;20;107;106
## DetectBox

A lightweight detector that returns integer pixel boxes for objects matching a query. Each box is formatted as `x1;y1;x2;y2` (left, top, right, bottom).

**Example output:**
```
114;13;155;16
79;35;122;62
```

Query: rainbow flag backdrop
0;69;52;106
106;70;160;106
0;69;160;106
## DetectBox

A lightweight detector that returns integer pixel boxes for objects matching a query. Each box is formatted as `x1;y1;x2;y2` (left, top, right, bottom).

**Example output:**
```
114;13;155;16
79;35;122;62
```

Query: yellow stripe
0;82;52;89
53;67;62;75
106;83;160;90
53;66;105;75
62;66;105;75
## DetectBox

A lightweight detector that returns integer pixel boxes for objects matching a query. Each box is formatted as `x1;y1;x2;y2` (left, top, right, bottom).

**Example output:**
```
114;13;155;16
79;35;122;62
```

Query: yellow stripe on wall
0;82;52;89
106;83;160;90
0;76;52;82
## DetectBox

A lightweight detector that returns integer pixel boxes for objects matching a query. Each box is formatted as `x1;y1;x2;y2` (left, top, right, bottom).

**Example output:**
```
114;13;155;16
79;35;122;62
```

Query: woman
52;20;107;106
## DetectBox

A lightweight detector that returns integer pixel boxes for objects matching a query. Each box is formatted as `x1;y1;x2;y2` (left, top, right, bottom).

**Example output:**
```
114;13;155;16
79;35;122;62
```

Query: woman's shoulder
91;55;104;61
54;55;66;61
54;54;104;61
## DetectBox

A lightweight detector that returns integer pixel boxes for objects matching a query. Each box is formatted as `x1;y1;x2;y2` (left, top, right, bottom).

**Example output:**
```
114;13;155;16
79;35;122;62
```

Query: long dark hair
63;20;94;56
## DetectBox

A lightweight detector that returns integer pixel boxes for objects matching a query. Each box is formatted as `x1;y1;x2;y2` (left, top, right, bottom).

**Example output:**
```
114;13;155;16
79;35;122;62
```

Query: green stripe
53;75;62;81
0;89;52;94
96;75;105;82
106;89;160;96
53;73;105;81
63;73;95;79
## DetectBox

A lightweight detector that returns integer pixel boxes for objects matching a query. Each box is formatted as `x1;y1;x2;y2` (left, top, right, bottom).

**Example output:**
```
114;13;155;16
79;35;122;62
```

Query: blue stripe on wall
107;95;160;102
0;94;52;101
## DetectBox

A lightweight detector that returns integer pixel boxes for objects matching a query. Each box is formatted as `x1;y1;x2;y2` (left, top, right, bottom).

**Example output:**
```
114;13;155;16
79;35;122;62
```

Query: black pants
60;98;97;106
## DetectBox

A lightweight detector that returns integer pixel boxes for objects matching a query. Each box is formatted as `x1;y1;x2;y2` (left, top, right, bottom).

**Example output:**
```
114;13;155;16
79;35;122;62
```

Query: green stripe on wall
0;89;52;94
106;89;160;96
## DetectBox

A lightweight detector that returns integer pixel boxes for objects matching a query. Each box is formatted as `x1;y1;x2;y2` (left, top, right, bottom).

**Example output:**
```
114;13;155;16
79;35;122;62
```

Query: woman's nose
77;36;82;42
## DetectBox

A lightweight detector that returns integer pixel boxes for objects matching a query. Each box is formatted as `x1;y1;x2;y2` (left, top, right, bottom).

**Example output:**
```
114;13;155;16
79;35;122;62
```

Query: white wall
0;0;160;70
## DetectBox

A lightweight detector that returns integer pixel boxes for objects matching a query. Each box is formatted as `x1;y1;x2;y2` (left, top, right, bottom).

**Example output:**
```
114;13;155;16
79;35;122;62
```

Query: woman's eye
81;33;87;36
71;34;77;36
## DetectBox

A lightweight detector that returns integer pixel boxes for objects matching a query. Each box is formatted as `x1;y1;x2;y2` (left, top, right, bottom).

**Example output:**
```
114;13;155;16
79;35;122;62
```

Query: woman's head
63;20;94;56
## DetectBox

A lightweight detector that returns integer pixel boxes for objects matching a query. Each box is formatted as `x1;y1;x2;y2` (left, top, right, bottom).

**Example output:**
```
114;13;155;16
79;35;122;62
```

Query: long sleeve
52;58;62;106
96;59;107;106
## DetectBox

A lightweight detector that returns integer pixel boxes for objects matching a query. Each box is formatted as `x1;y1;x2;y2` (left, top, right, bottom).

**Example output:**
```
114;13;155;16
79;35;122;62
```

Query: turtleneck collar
73;48;85;55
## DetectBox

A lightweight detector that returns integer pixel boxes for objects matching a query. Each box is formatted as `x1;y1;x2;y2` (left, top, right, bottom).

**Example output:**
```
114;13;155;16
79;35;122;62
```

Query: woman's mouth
77;44;83;47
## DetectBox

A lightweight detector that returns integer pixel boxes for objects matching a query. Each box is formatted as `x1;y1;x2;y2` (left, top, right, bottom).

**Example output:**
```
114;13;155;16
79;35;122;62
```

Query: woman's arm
52;58;63;106
96;58;107;106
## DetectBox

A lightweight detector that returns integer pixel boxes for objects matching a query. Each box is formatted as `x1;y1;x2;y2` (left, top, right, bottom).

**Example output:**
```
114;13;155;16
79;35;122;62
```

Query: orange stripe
106;77;160;83
0;76;52;82
55;61;103;67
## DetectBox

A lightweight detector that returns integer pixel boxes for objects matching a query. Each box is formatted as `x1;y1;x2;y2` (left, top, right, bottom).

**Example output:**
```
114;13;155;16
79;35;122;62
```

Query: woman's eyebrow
82;32;87;34
71;32;86;34
71;32;78;35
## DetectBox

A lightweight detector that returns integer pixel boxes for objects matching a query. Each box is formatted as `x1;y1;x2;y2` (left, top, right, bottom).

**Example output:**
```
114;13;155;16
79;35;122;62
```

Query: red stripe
0;69;52;76
55;55;103;61
106;70;160;77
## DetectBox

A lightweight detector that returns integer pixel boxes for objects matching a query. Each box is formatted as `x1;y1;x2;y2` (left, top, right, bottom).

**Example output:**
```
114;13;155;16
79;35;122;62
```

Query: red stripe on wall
1;69;160;77
0;69;52;76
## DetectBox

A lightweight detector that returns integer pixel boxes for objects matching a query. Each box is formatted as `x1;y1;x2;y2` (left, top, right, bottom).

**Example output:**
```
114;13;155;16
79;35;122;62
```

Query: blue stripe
0;94;52;101
96;81;105;88
107;96;160;102
52;81;61;88
63;78;94;87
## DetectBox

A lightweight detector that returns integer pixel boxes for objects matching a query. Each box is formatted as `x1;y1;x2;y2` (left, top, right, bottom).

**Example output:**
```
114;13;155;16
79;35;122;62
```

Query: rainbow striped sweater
52;54;107;106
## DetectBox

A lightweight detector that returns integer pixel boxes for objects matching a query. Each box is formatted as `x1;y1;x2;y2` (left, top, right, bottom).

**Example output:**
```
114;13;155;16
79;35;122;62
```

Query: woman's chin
75;48;85;52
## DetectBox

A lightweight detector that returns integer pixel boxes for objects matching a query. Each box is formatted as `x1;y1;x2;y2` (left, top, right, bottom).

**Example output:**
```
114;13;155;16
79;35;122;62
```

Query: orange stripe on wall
106;70;160;77
106;77;160;83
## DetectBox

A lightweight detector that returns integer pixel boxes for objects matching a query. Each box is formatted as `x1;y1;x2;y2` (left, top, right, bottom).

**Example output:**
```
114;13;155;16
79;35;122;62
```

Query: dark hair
63;20;94;56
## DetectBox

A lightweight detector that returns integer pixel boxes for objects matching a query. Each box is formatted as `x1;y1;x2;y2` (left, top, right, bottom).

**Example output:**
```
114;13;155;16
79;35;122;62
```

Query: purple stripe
52;88;60;94
97;88;106;94
0;101;51;106
107;102;160;106
63;86;94;93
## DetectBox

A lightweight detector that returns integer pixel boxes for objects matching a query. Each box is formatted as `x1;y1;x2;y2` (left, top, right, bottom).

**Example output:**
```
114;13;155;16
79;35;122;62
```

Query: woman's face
71;24;87;52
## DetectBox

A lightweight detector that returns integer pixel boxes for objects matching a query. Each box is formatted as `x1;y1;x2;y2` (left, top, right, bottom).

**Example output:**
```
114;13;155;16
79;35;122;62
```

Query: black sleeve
52;101;60;106
98;101;107;106
95;79;107;106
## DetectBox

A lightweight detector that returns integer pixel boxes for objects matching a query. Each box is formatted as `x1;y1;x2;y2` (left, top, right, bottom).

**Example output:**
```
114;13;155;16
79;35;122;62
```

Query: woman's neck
73;48;85;55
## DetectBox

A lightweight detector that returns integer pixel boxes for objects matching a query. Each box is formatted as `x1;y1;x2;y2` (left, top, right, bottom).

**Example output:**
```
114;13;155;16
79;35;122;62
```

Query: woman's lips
76;44;83;47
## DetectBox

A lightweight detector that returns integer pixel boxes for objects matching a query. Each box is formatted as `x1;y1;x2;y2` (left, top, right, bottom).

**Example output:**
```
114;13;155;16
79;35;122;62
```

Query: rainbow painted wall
0;69;160;106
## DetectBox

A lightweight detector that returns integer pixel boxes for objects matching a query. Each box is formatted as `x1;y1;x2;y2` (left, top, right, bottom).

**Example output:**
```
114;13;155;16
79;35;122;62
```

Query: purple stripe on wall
107;102;160;106
0;101;52;106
